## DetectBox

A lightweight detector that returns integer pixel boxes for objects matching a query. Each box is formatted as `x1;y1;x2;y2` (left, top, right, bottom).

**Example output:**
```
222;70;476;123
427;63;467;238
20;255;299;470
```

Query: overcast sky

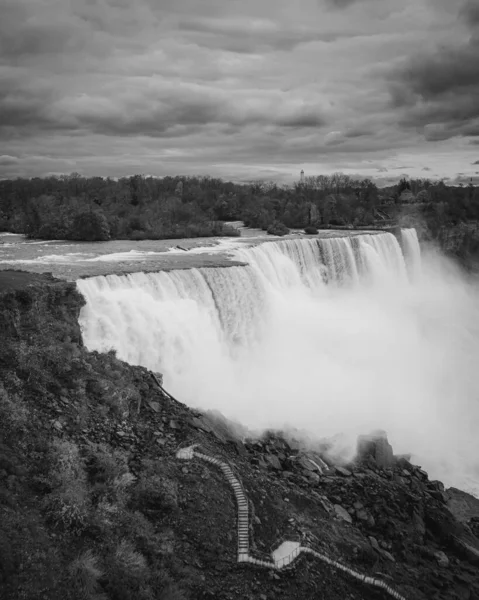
1;0;478;185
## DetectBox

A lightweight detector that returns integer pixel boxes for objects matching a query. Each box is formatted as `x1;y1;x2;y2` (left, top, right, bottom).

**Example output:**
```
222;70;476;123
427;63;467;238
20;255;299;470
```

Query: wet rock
298;456;318;472
334;504;353;524
335;466;352;477
357;430;394;469
148;401;160;413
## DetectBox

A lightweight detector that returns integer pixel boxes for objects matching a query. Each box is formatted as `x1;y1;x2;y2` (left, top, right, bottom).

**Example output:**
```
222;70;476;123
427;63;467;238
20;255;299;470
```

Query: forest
0;173;478;242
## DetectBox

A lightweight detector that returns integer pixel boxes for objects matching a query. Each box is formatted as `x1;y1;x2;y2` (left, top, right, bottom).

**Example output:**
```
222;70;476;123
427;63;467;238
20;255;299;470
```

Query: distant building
300;169;304;184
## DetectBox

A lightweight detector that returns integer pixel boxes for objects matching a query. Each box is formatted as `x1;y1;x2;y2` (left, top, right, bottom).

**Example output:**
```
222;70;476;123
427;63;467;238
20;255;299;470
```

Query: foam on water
77;229;479;496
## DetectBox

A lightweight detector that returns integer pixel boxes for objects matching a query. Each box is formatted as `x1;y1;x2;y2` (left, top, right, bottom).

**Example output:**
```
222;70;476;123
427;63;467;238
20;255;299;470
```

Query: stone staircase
177;444;408;599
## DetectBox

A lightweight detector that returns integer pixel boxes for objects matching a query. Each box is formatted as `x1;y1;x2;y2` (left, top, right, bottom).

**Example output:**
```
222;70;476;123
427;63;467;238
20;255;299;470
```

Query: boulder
446;488;479;524
265;455;282;471
357;430;394;469
334;504;353;524
434;551;450;568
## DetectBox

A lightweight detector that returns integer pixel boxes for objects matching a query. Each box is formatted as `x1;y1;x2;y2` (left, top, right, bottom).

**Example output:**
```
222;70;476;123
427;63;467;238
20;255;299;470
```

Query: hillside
1;271;479;600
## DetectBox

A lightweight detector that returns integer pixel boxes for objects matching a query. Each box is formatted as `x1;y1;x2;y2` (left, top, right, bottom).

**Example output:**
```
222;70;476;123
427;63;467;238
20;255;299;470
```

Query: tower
300;169;304;184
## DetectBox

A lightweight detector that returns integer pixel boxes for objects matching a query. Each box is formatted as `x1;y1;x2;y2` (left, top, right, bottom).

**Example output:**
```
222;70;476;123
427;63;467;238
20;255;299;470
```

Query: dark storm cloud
460;0;479;26
390;0;479;141
0;74;60;132
0;0;475;181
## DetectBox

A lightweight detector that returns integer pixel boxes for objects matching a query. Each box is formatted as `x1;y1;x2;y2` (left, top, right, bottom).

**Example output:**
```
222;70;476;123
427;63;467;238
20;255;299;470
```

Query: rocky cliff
1;271;479;600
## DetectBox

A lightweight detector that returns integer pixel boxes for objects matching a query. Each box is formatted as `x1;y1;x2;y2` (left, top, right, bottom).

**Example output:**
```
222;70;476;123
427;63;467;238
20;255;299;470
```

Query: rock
335;466;352;477
416;468;428;480
429;480;445;493
190;416;212;433
446;488;479;524
169;420;180;430
452;535;479;566
334;504;353;524
357;430;394;469
265;455;282;470
429;490;448;503
435;551;450;568
153;371;163;385
412;512;426;536
298;456;319;472
379;549;395;562
148;401;160;413
369;536;380;552
284;438;301;453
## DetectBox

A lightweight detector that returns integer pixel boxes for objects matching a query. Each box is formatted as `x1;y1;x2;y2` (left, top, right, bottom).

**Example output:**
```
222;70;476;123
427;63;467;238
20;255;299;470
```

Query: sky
1;0;479;185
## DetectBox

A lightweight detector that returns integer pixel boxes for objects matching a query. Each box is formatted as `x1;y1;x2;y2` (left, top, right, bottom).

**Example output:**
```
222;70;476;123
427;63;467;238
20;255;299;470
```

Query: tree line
0;173;478;241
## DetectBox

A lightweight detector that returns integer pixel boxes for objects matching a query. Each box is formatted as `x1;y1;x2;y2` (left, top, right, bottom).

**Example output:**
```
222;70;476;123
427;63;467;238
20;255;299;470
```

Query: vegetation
0;281;195;600
0;173;478;247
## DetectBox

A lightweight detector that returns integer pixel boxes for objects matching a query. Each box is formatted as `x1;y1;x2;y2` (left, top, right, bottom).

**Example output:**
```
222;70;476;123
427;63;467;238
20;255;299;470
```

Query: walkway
177;445;407;600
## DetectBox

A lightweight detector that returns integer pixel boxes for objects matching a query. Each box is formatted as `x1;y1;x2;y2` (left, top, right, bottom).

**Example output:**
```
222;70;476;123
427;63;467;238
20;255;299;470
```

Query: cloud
0;0;477;182
473;160;479;164
325;0;366;8
390;0;479;142
460;0;479;26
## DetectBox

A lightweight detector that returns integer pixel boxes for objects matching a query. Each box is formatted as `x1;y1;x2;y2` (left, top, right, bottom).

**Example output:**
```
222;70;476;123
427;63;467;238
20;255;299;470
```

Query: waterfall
77;228;479;496
401;228;422;280
78;232;410;365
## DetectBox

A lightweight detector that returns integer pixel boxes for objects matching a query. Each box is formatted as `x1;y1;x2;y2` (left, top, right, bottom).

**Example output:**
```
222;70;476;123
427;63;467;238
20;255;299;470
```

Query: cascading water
401;228;422;280
77;229;479;496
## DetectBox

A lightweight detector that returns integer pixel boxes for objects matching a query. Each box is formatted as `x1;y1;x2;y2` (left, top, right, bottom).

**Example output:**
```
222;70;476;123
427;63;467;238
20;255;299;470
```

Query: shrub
69;549;105;600
68;210;111;241
130;475;178;513
104;540;151;600
267;221;290;236
85;444;134;506
0;384;29;432
115;539;149;579
304;225;319;234
44;440;90;533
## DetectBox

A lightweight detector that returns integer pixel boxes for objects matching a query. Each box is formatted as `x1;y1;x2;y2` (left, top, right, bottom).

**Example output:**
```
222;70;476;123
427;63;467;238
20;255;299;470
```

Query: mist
77;231;479;496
